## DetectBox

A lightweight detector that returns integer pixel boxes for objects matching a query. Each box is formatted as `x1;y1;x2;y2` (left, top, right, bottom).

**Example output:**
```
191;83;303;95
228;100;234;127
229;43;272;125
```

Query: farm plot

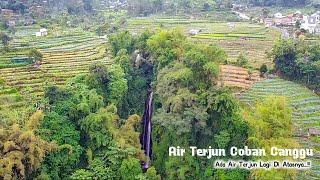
240;78;320;179
0;32;108;101
0;79;28;125
0;81;24;110
218;65;261;89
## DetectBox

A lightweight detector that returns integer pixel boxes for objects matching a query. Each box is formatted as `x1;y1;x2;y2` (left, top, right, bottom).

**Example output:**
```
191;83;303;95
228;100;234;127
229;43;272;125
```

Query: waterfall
140;88;153;170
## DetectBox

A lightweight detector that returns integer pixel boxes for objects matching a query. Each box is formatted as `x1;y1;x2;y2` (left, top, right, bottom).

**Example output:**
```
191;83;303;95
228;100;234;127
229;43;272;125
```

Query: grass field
240;78;320;179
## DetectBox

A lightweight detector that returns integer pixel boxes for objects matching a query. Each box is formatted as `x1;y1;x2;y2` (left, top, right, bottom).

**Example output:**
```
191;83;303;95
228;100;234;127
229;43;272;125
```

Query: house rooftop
309;128;320;136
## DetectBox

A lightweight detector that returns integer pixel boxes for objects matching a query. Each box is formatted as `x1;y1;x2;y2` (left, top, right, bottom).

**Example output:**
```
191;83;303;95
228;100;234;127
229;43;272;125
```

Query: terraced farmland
125;17;280;68
0;78;29;125
218;65;261;89
0;80;24;111
240;78;320;179
0;28;108;109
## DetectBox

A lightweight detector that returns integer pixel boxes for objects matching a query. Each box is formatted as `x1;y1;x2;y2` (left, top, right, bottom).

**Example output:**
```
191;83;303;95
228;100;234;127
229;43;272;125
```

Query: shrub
28;48;43;62
236;52;248;67
0;32;10;46
259;64;268;74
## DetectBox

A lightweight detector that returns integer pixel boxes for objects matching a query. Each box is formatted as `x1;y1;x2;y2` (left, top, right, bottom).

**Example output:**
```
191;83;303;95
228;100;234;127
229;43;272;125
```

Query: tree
70;158;109;179
96;23;110;36
70;169;94;179
38;112;83;179
0;111;56;179
79;107;118;152
145;30;248;178
245;96;298;179
108;31;136;56
86;63;128;106
0;32;10;46
262;8;270;19
83;0;93;12
116;115;145;159
214;130;230;149
146;167;161;180
259;64;268;74
270;39;320;90
28;49;43;62
236;52;248;67
295;20;301;29
119;157;143;180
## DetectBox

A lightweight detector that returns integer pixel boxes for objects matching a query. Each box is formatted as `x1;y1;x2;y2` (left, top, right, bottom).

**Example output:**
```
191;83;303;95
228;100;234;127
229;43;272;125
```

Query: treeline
0;0;27;13
270;39;320;92
127;0;318;16
244;0;311;7
0;0;94;14
127;0;234;16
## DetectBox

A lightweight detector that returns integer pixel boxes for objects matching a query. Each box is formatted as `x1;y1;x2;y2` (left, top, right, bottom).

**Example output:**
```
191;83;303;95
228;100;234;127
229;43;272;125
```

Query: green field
240;78;320;179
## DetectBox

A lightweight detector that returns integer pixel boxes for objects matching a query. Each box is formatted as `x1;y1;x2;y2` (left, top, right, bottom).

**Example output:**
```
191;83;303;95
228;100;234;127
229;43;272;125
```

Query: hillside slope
240;78;320;179
218;65;261;89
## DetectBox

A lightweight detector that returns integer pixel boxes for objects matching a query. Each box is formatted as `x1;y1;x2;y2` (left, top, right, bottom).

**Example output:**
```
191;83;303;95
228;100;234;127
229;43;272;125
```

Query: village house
7;20;16;27
308;128;320;137
0;9;14;17
311;11;320;23
264;18;274;27
301;15;317;33
36;28;48;37
274;12;283;18
232;4;248;12
188;29;201;36
315;24;320;34
23;18;36;26
273;12;295;27
274;16;294;26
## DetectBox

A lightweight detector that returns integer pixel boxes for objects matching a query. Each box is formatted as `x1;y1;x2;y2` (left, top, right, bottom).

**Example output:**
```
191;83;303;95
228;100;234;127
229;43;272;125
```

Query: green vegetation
0;111;57;179
259;64;268;74
0;32;10;47
1;0;320;179
124;18;279;68
241;78;320;179
270;39;320;91
236;52;249;68
0;30;105;100
28;48;43;62
244;96;298;179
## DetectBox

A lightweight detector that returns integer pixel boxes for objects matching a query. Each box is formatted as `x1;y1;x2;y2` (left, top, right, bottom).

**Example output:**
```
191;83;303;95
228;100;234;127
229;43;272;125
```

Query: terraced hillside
240;78;320;179
0;80;24;111
125;18;280;68
218;65;261;89
0;28;108;108
0;78;29;124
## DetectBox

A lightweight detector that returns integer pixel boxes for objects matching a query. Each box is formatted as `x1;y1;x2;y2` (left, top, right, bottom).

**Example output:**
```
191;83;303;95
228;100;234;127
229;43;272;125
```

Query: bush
236;53;248;67
28;49;43;62
259;64;268;74
0;32;10;46
268;67;276;74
